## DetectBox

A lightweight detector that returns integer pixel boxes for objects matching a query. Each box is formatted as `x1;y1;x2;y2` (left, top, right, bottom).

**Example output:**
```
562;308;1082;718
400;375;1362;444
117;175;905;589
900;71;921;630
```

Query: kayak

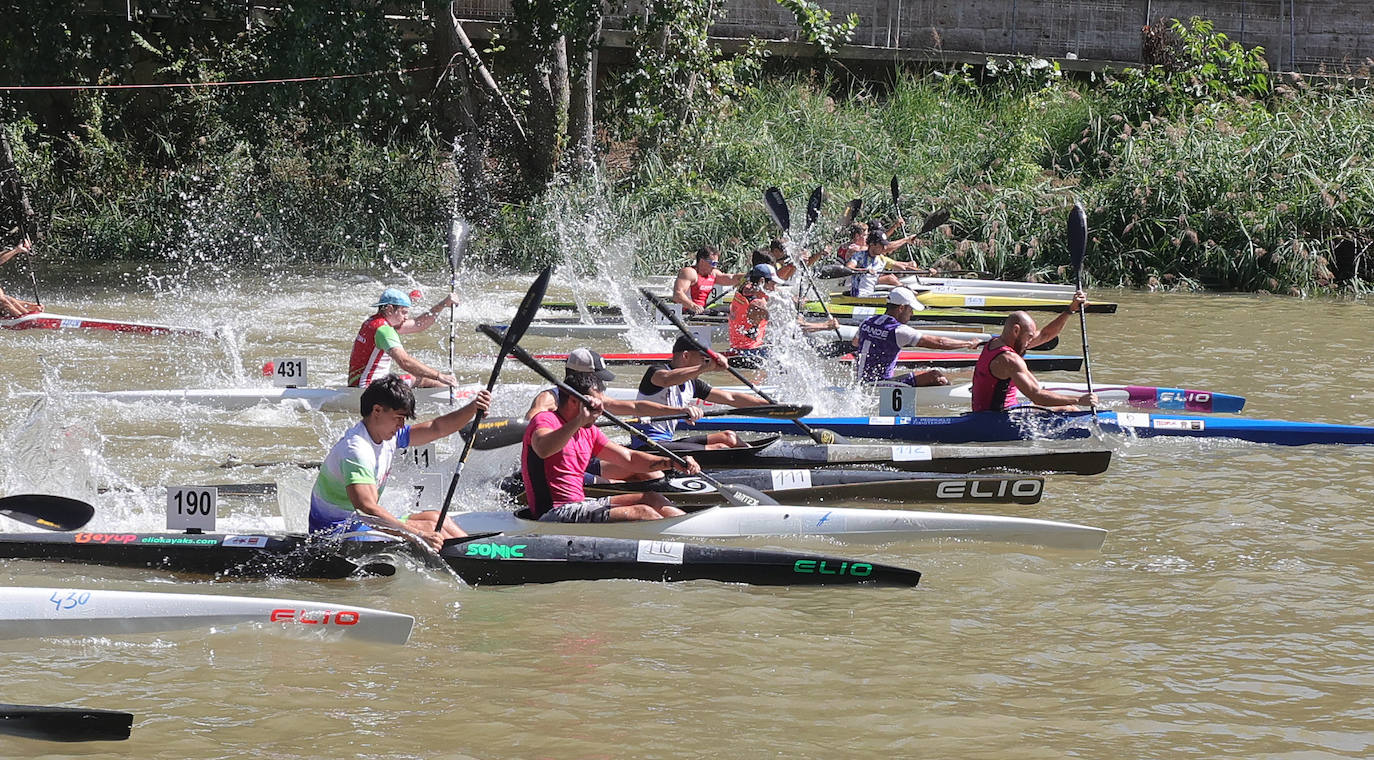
692;409;1374;446
531;350;1084;372
0;531;920;588
26;384;485;413
885;381;1246;413
453;506;1106;551
0;531;398;579
0;310;218;339
739;440;1113;475
828;292;1118;313
0;586;414;644
576;468;1046;505
505;321;995;345
543;300;1012;326
899;277;1076;297
0;703;132;742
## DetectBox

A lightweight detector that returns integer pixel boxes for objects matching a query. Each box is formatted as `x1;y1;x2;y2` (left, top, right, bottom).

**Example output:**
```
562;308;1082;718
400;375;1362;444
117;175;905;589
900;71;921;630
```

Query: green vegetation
2;12;1370;293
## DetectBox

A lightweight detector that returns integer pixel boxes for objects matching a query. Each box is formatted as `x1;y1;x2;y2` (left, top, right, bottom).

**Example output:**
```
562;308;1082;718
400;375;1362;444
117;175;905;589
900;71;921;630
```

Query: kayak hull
0;311;216;339
887;381;1246;413
693;410;1374;446
453;506;1106;551
0;586;414;643
738;441;1114;475
579;468;1046;505
532;351;1084;372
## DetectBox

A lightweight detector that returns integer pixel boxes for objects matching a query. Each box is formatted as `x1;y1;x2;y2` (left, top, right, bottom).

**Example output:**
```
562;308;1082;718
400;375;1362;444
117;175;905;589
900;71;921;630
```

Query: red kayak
529;350;1083;372
0;311;217;339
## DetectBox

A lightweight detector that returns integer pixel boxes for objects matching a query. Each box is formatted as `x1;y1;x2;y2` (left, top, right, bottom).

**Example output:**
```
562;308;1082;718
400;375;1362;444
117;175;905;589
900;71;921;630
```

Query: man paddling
972;293;1099;411
840;226;931;293
730;263;837;367
349;288;458;388
853;287;984;387
0;239;40;318
633;335;770;450
524;347;701;481
672;246;743;316
309;375;492;550
524;372;698;522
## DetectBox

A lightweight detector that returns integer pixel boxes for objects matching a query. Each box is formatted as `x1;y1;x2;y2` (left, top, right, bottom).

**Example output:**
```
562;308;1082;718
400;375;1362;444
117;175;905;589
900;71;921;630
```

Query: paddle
0;703;133;742
641;289;845;445
445;216;470;406
471;404;813;450
431;266;552;533
836;198;862;236
764;186;844;341
890;175;907;237
0;494;95;531
1068;202;1096;420
475;324;777;508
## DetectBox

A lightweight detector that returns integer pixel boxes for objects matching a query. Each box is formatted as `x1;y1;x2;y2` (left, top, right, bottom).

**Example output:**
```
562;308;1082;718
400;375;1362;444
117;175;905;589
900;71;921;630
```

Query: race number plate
167;486;217;531
964;295;986;307
654;303;683;324
852;306;878;317
1115;412;1150;428
891;445;932;461
769;469;813;490
266;357;308;387
400;444;439;471
879;386;918;416
637;541;686;564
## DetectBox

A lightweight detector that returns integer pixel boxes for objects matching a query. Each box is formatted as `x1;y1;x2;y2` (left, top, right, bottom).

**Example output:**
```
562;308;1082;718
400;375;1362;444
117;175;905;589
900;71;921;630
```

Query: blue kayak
692;410;1374;446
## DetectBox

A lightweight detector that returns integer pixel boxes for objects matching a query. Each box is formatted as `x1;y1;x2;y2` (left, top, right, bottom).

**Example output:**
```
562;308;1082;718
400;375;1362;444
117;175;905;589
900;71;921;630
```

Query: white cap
565;347;615;381
887;287;922;307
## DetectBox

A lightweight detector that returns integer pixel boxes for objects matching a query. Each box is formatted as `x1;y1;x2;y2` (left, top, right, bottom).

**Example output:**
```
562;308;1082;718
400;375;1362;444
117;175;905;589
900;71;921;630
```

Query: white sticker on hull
769;469;812;490
891;445;932;461
637;541;685;564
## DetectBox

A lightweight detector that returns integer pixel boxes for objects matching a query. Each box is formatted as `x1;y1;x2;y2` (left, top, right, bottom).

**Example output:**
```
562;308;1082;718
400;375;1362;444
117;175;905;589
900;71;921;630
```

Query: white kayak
519;321;988;344
28;384;486;413
896;277;1075;299
0;587;414;644
453;505;1107;551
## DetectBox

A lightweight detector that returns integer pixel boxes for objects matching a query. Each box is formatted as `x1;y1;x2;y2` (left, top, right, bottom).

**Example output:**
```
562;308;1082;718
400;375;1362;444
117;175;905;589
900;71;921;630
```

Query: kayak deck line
0;586;415;644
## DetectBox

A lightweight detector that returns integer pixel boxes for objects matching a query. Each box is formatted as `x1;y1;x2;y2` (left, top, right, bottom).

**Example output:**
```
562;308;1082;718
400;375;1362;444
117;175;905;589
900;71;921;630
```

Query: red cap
408;289;423;303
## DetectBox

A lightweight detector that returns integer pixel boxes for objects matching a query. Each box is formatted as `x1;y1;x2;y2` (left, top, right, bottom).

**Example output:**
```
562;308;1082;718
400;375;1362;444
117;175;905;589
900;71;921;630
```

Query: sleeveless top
971;344;1020;412
728;282;768;350
348;314;403;387
847;250;883;296
853;314;906;382
689;270;717;307
632;364;712;444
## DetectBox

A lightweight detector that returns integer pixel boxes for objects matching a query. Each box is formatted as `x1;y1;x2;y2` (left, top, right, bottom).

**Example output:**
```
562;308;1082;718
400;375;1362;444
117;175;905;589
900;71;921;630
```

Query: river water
1;267;1371;759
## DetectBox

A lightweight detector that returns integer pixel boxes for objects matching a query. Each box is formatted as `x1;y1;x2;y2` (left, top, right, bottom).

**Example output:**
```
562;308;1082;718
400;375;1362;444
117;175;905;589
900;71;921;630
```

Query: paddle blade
0;494;95;531
838;198;861;231
763;186;790;232
470;416;530;450
710;404;812;420
918;208;951;236
1068;203;1088;284
0;704;133;742
446;216;470;271
890;174;900;206
717;482;778;507
816;263;849;279
805;186;823;231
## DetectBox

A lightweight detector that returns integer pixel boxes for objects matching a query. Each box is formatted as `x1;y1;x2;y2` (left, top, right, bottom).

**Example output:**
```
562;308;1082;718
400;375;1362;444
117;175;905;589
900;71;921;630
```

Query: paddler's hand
574;397;603;427
436;293;458;309
1068;290;1087;313
414;528;444;552
468;388;492;412
680;405;703;424
436;372;460;387
670;456;701;476
1078;392;1099;407
705;350;730;372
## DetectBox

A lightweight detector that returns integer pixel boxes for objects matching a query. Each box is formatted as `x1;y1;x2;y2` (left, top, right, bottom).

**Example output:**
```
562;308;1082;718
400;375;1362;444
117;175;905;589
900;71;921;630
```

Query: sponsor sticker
223;535;270;548
1153;418;1205;431
637;540;685;565
868;416;897;425
59;319;82;329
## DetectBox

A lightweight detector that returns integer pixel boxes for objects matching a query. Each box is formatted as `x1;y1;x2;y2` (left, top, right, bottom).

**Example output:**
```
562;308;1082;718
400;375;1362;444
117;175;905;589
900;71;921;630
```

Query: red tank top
689;270;717;307
971;344;1020;412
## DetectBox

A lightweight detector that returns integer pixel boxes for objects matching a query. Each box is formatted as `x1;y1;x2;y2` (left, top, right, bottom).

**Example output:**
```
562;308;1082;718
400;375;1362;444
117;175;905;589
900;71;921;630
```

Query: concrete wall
452;0;1374;74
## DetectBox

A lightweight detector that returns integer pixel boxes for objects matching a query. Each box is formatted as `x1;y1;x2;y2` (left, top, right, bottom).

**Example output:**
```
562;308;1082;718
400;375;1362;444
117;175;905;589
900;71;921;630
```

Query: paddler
730;263;838;368
349;288;458;388
672;246;743;316
524;347;701;481
524;371;698;522
853;287;985;387
971;294;1099;411
0;239;41;318
839;225;931;293
632;335;771;451
309;375;492;550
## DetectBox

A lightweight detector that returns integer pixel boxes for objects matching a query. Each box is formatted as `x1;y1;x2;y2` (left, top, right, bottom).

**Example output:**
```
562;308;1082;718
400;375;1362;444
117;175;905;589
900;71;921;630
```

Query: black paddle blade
0;703;133;742
763;186;790;232
741;404;812;419
918;208;951;236
1068;203;1088;283
640;289;710;352
890;174;900;206
446;216;470;270
471;416;530;450
816;263;849;279
805;186;823;231
0;494;95;531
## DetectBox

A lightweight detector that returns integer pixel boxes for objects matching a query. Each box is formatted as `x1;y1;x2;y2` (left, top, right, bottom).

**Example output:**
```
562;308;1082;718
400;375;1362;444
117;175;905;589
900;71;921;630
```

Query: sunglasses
708;260;719;266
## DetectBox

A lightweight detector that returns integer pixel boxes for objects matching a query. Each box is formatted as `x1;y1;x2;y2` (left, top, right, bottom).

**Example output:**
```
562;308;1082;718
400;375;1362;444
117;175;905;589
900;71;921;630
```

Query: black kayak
688;440;1112;476
0;531;920;588
0;703;133;742
578;469;1045;506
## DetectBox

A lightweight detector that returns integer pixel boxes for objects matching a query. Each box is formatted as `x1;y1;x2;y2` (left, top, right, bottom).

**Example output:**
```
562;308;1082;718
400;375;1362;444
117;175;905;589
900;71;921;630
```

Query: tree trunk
523;34;569;188
566;7;603;174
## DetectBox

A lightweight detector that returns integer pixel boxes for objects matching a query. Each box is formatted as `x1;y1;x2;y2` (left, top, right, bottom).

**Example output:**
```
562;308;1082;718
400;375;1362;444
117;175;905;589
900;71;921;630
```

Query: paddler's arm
345;482;442;550
0;239;31;267
913;333;985;351
524;389;557;420
529;400;601;459
603;398;692;417
597;441;699;475
672;268;702;314
385;345;458;387
396;295;455;335
408;389;491;446
994;353;1095;409
1028;291;1085;349
649;363;711;388
714;270;744;287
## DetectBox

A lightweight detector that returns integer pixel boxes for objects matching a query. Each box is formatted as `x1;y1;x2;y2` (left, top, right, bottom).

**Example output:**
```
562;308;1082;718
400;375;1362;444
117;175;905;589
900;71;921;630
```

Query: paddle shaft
769;186;843;341
432;266;550;532
642;289;835;445
1068;203;1096;418
473;404;809;449
890;175;908;237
